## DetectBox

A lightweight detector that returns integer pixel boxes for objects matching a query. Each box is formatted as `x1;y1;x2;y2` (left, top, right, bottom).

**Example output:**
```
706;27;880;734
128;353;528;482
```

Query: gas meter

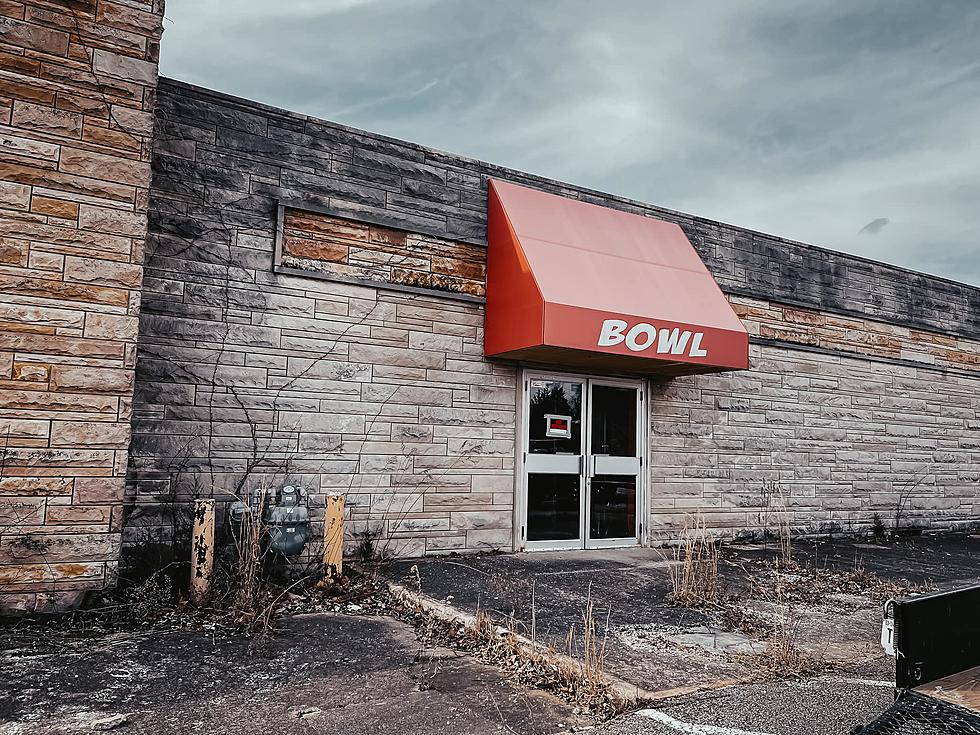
264;485;310;556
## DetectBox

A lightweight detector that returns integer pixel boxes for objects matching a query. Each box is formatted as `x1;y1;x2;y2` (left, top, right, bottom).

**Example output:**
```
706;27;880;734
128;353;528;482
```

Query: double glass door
522;372;643;550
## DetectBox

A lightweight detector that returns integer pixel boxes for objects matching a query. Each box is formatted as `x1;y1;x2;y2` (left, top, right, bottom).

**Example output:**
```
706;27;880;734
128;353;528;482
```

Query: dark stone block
353;148;446;184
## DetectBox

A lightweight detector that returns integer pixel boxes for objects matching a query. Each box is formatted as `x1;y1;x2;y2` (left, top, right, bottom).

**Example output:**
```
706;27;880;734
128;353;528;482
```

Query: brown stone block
81;120;140;152
0;160;132;201
0;3;25;21
283;235;348;263
0;180;30;209
39;58;143;103
0;274;130;307
912;329;956;347
64;255;141;288
11;361;48;382
0;497;45;524
31;195;79;219
73;475;123;503
96;0;162;35
0;332;125;363
108;104;153;136
0;214;133;254
45;504;112;525
0;475;72;496
11;99;82;137
0;561;103;585
0;239;27;265
0;52;41;77
285;210;369;242
66;40;90;63
77;204;145;236
59;146;145;186
369;224;408;247
946;350;980;367
50;419;129;447
82;312;138;341
0;446;113;471
2;303;64;334
430;255;485;281
55;91;109;118
0;320;53;335
27;249;63;270
49;364;132;393
0;16;70;56
759;325;820;346
0;77;54;105
391;267;484;297
0;386;117;413
0;532;120;563
0;350;10;377
91;48;156;85
0;416;47;438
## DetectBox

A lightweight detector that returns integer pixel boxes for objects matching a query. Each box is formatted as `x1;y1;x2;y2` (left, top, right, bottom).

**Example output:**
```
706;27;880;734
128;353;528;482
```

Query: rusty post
323;494;345;580
190;499;215;606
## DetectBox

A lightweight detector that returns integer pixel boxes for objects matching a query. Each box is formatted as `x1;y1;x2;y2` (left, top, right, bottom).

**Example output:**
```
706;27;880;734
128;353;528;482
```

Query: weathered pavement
0;613;591;735
385;536;980;696
598;674;895;735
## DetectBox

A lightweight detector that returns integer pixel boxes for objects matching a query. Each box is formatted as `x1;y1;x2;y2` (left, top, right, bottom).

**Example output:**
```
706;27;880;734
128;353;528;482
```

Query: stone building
0;1;164;612
2;2;979;613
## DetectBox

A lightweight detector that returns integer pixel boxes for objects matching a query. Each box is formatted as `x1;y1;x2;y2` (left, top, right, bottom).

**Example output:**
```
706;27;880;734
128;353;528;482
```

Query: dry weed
669;513;720;607
409;589;617;718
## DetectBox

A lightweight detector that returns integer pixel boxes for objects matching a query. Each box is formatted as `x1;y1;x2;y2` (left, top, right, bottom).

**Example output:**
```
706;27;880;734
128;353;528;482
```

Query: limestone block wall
0;1;163;612
130;79;980;562
649;341;980;539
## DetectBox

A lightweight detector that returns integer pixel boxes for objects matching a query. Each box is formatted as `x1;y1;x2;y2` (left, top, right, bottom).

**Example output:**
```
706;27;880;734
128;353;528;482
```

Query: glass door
586;380;642;548
524;375;585;550
521;371;643;550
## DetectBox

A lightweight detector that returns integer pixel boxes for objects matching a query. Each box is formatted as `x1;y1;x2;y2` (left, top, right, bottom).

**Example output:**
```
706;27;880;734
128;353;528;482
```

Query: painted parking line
636;709;776;735
817;676;894;688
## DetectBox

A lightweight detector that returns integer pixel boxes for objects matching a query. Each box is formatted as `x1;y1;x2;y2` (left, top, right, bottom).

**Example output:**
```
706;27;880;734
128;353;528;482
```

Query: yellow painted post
323;494;345;580
190;499;215;606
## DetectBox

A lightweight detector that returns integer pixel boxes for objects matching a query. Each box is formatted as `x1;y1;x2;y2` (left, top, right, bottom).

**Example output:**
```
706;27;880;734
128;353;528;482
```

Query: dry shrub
754;624;823;678
669;513;720;607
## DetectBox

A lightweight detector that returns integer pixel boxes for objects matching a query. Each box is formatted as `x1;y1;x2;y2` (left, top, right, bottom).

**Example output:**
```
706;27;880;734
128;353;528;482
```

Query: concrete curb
377;573;742;709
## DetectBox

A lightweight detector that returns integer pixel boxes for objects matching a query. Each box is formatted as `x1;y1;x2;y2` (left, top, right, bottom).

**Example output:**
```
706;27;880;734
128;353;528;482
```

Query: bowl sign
545;414;571;438
597;319;708;358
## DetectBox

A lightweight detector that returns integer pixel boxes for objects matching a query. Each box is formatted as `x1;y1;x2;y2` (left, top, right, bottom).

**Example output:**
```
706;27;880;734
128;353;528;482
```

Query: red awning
484;180;749;375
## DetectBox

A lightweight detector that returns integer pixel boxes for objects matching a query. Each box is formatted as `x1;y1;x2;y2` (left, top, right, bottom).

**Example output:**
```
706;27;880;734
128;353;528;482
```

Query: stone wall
649;341;980;538
279;207;486;298
129;78;980;562
0;1;164;612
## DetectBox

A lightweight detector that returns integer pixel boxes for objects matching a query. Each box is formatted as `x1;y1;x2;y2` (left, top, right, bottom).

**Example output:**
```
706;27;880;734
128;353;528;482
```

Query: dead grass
407;585;618;719
669;513;720;607
741;622;827;679
747;559;931;608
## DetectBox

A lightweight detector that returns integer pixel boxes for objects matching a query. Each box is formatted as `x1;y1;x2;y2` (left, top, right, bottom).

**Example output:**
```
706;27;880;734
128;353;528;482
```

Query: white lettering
625;323;657;352
657;328;692;355
597;319;628;346
688;332;708;357
597;319;707;358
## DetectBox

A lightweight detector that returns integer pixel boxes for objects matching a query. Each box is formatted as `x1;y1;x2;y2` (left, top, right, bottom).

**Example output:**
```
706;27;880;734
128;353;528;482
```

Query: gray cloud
160;0;980;286
858;218;890;236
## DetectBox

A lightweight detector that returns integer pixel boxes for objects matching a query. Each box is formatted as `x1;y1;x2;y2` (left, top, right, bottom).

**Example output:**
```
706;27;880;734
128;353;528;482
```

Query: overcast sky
160;1;980;286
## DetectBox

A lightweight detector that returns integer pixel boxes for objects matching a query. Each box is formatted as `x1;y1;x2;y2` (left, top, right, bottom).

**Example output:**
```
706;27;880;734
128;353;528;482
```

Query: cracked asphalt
0;612;591;735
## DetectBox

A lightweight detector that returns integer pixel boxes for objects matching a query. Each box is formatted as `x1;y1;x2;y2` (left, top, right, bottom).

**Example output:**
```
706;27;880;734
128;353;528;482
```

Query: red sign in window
545;414;571;438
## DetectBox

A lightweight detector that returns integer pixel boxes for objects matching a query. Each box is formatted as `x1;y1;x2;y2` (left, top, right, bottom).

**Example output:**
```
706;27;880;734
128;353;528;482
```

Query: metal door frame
517;368;646;551
585;375;645;549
